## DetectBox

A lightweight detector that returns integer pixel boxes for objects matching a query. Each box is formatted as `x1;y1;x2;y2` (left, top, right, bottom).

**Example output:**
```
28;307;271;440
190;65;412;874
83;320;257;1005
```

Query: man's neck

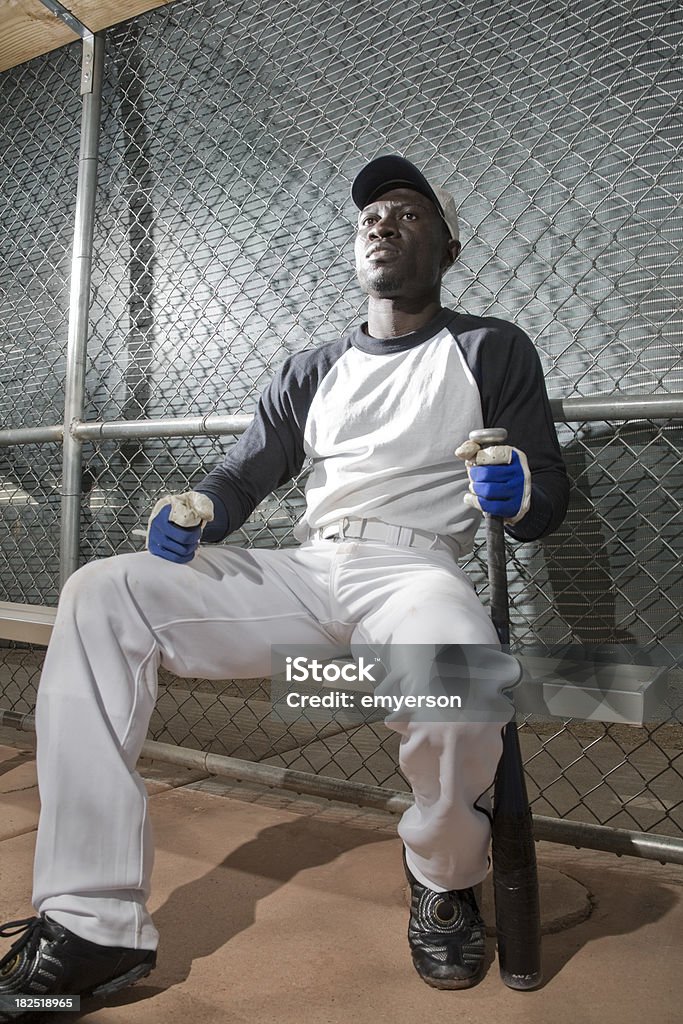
365;297;443;339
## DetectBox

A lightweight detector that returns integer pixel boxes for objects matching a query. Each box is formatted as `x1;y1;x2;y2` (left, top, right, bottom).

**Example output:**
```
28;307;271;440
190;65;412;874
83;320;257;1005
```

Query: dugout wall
0;0;682;854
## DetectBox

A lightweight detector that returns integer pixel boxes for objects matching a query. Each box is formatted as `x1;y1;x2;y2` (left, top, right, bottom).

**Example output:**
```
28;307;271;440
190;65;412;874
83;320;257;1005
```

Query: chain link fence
1;0;682;849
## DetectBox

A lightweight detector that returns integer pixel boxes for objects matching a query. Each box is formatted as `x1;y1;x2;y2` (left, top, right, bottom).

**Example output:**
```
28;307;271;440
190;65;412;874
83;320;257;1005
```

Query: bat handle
485;515;510;649
468;428;510;649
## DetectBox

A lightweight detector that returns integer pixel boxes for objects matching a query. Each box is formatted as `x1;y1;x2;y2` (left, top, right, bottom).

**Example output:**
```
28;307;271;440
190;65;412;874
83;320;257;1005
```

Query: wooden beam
0;0;78;73
69;0;176;33
0;0;177;73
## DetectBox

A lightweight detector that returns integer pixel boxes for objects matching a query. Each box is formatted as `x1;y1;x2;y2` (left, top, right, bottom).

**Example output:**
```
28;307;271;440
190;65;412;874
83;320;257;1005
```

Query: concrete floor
0;735;681;1024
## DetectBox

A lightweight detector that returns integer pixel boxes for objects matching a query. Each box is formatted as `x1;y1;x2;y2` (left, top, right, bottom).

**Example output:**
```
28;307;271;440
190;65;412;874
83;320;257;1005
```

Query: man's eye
403;211;417;220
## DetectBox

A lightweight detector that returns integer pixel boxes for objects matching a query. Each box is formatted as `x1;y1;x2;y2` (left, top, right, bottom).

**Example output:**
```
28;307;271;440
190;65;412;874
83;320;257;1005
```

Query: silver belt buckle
319;518;349;542
317;520;342;544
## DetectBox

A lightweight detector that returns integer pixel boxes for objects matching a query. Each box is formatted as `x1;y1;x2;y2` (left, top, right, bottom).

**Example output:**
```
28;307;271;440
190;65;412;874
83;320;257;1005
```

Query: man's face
354;187;456;300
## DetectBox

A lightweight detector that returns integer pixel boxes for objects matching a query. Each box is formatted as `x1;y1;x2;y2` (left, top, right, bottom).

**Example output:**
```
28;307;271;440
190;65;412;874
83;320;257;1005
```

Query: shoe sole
411;960;486;990
0;960;156;1022
89;958;156;999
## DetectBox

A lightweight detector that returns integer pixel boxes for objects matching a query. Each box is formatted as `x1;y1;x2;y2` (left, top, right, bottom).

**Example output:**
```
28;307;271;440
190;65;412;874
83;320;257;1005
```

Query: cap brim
351;155;443;215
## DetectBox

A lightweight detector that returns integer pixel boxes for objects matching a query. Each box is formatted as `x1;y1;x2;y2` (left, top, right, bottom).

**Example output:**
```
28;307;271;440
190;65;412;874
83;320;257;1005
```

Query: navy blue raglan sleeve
194;342;348;542
193;355;309;541
455;318;569;541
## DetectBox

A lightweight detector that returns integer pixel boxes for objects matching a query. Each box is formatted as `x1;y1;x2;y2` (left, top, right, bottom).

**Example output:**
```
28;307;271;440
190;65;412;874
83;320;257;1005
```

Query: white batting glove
454;440;532;524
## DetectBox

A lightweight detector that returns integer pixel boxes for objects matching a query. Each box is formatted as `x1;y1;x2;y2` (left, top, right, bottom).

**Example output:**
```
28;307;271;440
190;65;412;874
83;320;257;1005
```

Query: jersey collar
350;307;456;355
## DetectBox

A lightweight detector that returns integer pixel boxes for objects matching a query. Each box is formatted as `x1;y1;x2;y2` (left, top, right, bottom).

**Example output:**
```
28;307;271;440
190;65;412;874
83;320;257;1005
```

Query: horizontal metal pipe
140;739;414;813
550;393;683;422
0;394;681;449
0;720;680;864
73;414;252;440
139;739;683;865
0;426;63;447
531;814;683;865
0;709;36;732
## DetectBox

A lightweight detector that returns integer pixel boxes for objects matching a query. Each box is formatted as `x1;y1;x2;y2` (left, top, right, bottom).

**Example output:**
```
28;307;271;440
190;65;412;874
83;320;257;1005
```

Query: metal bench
0;600;671;726
0;600;56;647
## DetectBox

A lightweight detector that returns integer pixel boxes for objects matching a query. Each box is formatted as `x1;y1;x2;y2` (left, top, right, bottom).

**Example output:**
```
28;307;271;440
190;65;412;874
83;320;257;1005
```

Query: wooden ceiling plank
65;1;175;34
0;1;177;73
0;0;79;73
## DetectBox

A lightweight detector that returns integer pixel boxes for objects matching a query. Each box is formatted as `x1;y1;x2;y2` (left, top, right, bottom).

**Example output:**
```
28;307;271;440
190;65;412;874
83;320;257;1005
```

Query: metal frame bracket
37;0;96;94
80;31;96;95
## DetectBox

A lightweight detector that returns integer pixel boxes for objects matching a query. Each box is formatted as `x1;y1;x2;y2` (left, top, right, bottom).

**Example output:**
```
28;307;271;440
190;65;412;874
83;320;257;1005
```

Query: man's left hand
146;491;215;563
454;441;531;524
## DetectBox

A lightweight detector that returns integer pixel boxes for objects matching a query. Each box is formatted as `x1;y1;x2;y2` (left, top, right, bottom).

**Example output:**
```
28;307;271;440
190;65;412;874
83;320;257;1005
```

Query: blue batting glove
468;450;528;519
147;503;202;564
146;491;214;563
454;442;532;523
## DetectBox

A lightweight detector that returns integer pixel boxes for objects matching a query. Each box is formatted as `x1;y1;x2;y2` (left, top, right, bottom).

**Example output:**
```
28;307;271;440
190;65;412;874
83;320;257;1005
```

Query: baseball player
0;155;569;1012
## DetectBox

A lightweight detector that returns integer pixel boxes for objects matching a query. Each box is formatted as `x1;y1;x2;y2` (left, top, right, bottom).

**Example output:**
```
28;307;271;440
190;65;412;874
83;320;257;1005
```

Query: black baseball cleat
0;914;156;1021
403;848;486;990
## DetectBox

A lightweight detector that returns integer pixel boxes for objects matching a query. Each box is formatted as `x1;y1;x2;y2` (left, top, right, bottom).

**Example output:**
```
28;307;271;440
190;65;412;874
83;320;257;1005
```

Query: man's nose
368;216;398;238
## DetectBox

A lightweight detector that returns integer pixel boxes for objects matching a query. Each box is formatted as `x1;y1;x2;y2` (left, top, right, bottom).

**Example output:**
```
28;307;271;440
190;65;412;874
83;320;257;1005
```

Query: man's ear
442;236;461;272
447;238;462;264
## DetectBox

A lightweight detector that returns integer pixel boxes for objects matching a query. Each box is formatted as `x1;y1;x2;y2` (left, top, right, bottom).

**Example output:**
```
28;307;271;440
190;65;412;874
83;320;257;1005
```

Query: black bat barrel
492;721;542;989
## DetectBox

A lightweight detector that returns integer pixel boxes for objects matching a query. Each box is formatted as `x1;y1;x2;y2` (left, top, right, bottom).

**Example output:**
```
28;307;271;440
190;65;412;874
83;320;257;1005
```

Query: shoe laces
0;918;46;973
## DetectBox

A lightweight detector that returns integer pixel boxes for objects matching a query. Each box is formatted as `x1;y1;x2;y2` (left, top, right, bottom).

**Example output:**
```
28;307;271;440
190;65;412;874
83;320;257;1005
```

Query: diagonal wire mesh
0;46;82;606
0;0;681;845
0;48;81;435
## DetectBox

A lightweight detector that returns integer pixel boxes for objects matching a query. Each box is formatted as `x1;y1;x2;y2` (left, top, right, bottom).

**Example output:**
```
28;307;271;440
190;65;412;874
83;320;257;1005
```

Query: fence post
60;31;105;587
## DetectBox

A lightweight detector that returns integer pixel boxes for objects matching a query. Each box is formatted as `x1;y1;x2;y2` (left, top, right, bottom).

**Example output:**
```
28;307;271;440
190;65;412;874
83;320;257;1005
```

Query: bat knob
469;427;508;447
500;968;544;991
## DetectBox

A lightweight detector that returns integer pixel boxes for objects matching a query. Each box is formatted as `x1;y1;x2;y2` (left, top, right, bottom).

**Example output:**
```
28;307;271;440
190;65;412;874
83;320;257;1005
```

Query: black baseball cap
351;155;460;241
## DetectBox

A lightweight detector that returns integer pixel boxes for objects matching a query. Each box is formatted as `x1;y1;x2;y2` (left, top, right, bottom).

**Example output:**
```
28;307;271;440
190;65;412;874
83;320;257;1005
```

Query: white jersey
197;307;569;550
299;320;482;550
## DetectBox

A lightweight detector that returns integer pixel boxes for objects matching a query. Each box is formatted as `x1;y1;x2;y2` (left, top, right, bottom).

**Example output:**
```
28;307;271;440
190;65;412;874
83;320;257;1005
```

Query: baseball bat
468;428;542;991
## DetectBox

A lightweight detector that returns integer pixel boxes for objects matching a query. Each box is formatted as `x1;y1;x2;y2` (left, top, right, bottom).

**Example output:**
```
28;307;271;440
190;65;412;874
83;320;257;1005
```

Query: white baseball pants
32;538;519;950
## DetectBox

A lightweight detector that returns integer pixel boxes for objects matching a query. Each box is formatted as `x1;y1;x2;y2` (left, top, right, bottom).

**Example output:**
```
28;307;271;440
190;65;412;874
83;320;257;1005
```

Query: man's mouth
366;244;400;260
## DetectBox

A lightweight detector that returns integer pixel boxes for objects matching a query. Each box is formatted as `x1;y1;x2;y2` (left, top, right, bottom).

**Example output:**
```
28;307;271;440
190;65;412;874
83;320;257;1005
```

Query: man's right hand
146;492;214;563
